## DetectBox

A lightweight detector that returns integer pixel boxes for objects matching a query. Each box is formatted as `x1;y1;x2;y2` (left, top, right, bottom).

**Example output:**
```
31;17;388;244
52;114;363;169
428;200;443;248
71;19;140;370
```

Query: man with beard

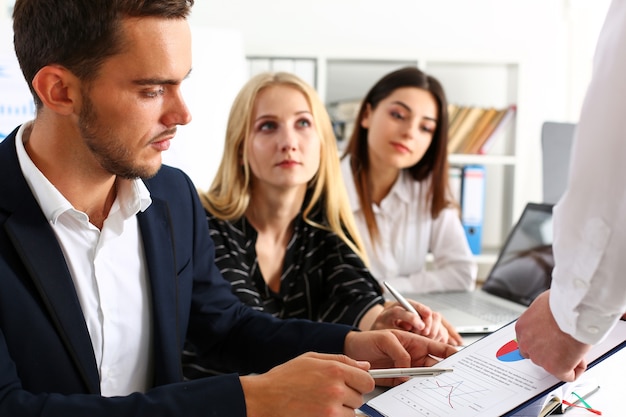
0;1;457;417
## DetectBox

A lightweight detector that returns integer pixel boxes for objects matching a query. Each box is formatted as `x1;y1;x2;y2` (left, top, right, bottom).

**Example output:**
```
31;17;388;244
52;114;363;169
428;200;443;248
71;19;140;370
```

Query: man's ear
31;65;81;116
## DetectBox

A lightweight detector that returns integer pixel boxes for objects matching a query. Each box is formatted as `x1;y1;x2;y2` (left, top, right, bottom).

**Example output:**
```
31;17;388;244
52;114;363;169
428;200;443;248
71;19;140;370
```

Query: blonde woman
198;72;456;343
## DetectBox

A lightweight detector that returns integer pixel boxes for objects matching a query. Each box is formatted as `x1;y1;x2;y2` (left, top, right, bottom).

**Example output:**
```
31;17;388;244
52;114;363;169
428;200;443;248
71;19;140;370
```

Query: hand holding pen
381;281;463;346
382;281;432;333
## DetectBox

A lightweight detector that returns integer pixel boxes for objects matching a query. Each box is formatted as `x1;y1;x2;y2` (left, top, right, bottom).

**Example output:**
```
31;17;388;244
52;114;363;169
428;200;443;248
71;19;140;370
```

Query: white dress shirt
548;0;626;345
341;156;477;294
15;122;154;396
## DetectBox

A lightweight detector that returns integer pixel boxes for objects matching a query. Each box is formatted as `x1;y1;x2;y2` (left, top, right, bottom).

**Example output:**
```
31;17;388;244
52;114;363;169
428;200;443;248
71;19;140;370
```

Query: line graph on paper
384;371;516;416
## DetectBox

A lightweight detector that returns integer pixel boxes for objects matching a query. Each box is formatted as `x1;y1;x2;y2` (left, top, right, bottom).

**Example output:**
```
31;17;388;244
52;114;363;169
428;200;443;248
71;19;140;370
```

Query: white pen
368;367;453;378
383;281;420;316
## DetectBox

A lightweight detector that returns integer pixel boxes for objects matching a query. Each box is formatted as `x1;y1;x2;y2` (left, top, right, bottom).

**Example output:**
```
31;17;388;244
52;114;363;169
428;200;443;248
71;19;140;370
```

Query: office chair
541;121;576;204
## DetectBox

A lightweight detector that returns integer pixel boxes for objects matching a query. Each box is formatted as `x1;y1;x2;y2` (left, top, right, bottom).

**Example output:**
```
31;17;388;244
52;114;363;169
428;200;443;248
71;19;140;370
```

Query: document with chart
360;320;626;417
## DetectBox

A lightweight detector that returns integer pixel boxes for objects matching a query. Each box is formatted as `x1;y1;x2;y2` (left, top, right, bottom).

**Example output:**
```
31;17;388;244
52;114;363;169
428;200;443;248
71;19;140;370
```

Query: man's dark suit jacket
0;127;351;417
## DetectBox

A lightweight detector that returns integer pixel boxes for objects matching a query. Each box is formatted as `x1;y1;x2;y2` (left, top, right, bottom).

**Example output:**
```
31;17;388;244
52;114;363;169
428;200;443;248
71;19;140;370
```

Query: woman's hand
368;300;463;346
344;329;458;387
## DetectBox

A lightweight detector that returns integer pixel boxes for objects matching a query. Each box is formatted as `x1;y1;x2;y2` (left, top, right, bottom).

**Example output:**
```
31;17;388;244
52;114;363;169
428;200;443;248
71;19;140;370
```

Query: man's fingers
303;352;370;370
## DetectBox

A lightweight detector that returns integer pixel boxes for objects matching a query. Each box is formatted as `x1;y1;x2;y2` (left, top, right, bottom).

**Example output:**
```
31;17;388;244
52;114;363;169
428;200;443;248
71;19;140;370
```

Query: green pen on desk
563;385;601;414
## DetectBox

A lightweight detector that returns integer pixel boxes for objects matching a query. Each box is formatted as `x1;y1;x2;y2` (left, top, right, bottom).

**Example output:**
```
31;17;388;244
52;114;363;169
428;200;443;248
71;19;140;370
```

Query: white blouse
341;156;477;294
548;0;626;345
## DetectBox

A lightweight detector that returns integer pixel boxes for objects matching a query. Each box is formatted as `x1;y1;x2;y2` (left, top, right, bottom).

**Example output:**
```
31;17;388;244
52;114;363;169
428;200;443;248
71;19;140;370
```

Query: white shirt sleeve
549;0;626;345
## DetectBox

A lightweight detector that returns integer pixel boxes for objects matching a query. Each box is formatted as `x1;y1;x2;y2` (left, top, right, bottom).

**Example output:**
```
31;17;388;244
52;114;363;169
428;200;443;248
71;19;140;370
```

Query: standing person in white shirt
515;0;626;382
340;66;477;296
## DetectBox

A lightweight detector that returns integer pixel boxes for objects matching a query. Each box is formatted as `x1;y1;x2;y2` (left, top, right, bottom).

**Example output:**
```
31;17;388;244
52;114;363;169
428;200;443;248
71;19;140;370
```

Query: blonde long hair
200;72;368;263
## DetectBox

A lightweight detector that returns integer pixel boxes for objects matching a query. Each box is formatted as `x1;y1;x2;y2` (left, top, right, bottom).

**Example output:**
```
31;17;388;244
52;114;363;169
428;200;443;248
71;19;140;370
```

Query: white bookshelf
245;55;529;279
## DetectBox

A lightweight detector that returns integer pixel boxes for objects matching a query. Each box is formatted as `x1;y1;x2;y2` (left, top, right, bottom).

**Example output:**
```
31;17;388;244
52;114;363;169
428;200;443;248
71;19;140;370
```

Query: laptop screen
481;203;554;306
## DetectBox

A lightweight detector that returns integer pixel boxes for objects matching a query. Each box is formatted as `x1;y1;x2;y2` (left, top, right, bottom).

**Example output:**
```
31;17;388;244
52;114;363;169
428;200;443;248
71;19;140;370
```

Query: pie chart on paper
496;339;525;362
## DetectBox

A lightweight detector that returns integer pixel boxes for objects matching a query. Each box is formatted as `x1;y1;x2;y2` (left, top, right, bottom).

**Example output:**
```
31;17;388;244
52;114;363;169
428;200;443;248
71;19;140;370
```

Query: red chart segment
496;339;525;362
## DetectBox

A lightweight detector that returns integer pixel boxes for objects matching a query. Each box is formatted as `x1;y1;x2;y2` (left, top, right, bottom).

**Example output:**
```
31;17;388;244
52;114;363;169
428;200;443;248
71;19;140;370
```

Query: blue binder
460;165;486;254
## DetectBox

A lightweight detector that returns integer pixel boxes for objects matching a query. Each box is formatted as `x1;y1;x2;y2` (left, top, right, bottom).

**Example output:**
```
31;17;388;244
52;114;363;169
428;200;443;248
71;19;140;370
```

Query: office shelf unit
246;55;528;278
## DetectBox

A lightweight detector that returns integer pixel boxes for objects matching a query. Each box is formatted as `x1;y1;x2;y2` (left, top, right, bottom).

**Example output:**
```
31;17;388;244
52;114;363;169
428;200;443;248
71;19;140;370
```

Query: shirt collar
341;155;412;211
15;121;152;224
387;170;413;205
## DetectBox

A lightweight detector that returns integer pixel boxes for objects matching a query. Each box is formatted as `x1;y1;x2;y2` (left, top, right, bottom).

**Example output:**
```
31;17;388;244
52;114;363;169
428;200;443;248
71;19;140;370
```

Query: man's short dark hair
12;0;194;108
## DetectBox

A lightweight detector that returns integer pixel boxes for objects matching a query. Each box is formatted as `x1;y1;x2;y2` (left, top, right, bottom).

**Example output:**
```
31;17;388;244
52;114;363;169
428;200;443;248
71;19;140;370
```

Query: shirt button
574;279;587;289
587;326;599;334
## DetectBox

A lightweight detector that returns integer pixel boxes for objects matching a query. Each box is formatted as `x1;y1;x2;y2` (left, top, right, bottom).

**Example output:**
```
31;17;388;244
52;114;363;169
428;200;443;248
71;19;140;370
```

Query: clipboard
360;320;626;417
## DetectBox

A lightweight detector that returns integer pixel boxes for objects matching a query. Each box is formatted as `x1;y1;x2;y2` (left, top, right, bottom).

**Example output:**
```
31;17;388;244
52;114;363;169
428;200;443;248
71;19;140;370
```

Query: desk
361;335;625;416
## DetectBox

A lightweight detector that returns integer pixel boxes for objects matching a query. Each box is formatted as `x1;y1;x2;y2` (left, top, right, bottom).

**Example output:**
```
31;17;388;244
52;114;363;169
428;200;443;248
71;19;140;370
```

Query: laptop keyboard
424;292;521;324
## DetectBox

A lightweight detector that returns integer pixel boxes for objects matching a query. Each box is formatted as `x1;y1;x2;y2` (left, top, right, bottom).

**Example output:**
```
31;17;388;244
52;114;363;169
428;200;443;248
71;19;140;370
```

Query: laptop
407;202;554;334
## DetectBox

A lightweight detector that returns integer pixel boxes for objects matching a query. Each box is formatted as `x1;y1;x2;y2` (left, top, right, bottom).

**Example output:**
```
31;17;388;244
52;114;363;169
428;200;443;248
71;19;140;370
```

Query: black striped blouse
207;205;384;327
